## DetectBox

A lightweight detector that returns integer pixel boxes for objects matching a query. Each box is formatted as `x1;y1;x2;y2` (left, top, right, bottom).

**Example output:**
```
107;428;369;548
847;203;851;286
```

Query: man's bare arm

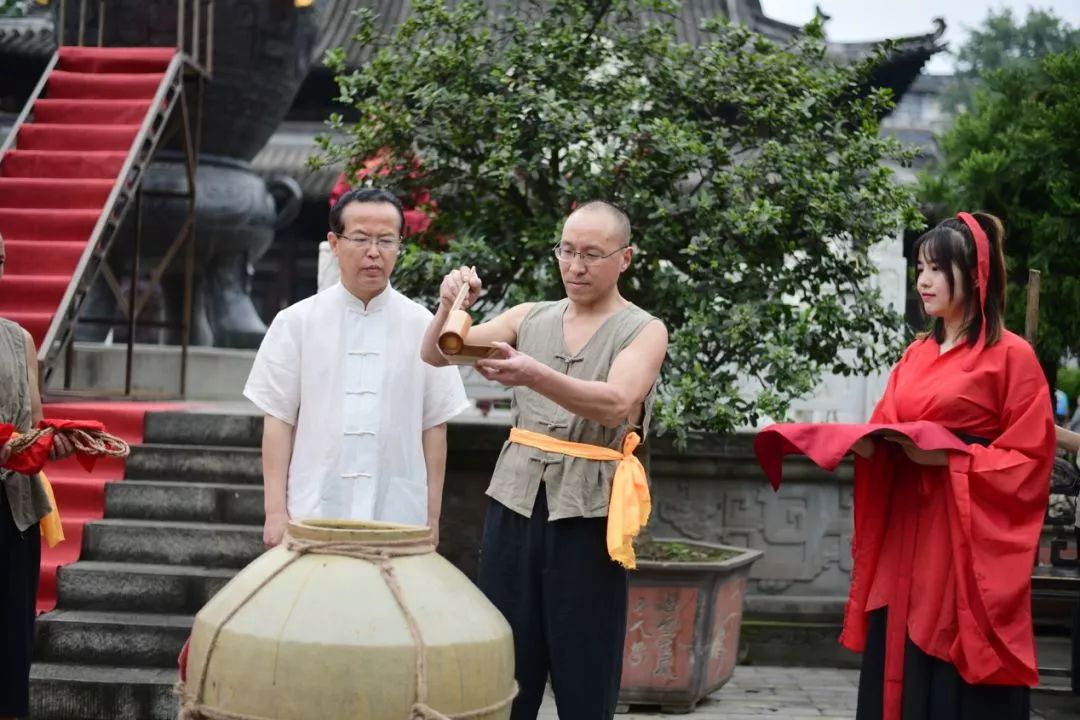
515;320;668;428
526;319;667;427
21;328;75;460
23;328;43;425
422;423;448;546
262;415;294;548
1058;425;1080;455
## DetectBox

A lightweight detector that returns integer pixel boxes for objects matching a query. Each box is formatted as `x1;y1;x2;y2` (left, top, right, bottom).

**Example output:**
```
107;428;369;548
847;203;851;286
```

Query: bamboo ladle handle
448;276;471;316
439;268;477;355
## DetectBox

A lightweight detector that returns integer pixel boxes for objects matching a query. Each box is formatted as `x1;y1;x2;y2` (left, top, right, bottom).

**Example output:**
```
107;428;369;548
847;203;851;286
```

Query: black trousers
478;493;628;720
856;608;1030;720
0;491;40;719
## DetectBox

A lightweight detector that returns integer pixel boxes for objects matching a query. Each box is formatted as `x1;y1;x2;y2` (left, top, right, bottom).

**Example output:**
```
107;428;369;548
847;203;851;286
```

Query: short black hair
329;188;406;236
569;200;632;246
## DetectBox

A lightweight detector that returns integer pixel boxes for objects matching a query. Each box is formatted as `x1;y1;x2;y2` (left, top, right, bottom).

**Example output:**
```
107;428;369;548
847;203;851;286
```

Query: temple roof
0;0;947;73
265;0;946;199
0;1;945;107
1;0;947;200
0;14;54;57
250;123;345;200
312;1;945;75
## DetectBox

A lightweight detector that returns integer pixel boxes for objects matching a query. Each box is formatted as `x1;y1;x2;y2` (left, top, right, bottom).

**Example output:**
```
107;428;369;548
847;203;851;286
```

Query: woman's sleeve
944;341;1055;685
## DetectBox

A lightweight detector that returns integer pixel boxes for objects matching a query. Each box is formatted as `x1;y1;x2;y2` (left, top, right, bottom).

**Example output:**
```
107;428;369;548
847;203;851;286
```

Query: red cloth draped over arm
753;334;1055;720
941;358;1054;685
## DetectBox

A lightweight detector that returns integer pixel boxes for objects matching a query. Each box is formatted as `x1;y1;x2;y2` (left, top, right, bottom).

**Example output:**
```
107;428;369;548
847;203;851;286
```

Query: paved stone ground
536;666;1080;719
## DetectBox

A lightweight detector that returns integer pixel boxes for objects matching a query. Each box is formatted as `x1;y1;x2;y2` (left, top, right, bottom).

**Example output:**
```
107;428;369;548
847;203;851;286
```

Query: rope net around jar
177;534;518;720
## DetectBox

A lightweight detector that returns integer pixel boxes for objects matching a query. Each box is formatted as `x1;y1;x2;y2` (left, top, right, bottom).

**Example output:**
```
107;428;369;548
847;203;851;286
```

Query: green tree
942;8;1079;113
923;49;1080;381
314;0;922;441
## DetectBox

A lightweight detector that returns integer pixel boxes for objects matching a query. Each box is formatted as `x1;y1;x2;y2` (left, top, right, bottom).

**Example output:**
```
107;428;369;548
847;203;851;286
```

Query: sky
759;0;1080;74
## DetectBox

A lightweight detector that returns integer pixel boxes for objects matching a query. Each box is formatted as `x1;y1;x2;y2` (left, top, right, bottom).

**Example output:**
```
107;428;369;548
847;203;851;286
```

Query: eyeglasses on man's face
334;233;401;253
552;244;628;266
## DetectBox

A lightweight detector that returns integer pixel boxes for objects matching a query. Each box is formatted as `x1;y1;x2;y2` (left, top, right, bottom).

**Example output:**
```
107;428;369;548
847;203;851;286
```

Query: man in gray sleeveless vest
0;232;74;720
422;201;668;719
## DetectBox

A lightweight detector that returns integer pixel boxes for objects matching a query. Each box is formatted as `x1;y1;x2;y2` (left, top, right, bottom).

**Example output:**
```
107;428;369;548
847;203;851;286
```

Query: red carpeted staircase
0;46;177;349
0;45;185;613
36;401;184;614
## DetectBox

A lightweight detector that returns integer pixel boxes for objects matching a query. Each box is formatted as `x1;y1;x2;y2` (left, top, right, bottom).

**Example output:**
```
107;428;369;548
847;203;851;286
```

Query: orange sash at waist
507;427;649;569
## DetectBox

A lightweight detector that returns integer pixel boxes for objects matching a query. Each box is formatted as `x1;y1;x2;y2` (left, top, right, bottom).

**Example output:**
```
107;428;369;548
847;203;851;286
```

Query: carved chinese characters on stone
655;592;679;679
706;576;746;686
619;586;697;691
627;597;651;668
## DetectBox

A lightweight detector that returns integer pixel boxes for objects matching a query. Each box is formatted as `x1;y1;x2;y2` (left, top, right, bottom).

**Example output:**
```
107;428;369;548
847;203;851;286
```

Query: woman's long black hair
912;212;1007;347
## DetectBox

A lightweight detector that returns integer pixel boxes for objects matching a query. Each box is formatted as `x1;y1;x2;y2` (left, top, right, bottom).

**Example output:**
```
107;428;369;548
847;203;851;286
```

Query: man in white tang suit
244;188;470;548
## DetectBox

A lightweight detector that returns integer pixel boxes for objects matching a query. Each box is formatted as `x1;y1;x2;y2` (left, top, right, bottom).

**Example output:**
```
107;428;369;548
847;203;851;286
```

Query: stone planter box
618;541;764;713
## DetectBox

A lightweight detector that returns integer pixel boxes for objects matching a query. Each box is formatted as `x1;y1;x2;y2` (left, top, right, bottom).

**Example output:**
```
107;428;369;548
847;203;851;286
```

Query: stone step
36;610;192;668
46;341;257;402
83;518;264;568
57;561;236;614
106;480;264;525
138;413;507;470
741;617;859;669
143;410;262;448
125;443;262;483
30;662;177;720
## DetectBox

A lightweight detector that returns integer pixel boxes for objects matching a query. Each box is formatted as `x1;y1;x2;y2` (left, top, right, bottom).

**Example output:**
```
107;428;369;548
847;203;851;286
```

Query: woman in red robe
845;212;1056;719
756;212;1056;719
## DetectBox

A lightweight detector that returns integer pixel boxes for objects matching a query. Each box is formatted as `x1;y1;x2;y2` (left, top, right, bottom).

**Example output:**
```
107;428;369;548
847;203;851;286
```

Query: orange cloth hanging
507;427;650;569
1;427;65;548
36;469;64;548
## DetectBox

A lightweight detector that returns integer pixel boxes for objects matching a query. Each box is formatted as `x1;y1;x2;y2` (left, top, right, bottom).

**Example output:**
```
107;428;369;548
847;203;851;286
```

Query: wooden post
1025;269;1041;345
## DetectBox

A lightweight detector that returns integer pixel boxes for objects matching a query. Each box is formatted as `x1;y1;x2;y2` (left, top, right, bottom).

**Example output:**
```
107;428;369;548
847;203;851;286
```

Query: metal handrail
175;0;184;59
97;0;106;47
37;52;186;365
0;53;58;158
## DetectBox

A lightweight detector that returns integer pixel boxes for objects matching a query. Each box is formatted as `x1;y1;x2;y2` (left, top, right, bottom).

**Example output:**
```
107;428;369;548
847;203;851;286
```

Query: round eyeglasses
552;244;628;266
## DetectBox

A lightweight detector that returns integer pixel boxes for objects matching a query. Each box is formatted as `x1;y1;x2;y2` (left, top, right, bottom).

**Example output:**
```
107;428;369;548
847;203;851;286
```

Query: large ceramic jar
181;520;517;720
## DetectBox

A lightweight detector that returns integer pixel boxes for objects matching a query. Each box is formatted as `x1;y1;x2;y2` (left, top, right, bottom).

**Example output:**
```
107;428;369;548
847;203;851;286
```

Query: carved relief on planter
649;448;855;599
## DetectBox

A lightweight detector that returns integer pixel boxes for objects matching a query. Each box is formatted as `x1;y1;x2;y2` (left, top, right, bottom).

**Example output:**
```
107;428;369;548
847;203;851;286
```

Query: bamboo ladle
437;269;496;364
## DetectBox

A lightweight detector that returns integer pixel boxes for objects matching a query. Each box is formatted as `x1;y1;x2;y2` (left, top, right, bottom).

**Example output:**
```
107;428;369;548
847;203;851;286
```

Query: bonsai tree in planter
315;0;920;711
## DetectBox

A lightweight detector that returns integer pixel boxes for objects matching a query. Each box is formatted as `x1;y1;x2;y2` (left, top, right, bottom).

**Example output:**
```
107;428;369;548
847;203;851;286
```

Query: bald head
567;200;631;248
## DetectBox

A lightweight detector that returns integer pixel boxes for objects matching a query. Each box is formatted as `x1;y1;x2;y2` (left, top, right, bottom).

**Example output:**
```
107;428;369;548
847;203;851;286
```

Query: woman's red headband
956;212;991;356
